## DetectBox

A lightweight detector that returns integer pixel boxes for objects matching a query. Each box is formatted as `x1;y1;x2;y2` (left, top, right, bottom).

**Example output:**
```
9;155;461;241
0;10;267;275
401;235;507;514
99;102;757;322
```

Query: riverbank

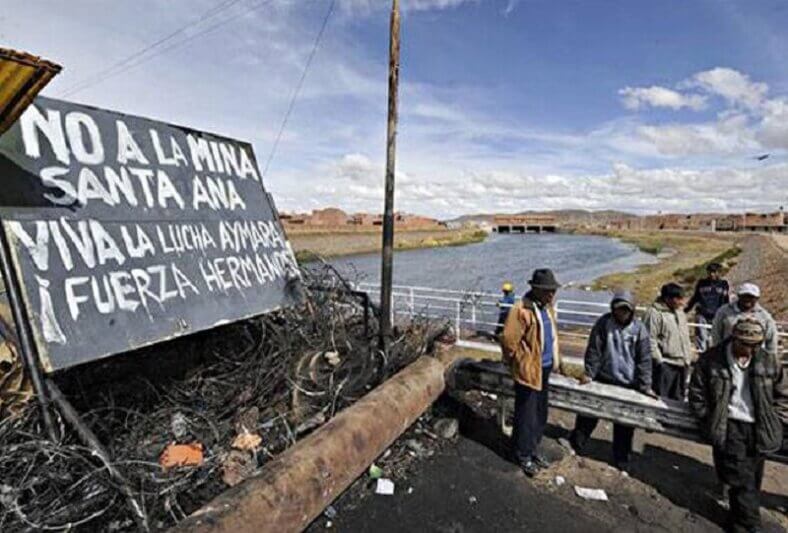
289;227;487;262
727;234;788;321
588;230;739;304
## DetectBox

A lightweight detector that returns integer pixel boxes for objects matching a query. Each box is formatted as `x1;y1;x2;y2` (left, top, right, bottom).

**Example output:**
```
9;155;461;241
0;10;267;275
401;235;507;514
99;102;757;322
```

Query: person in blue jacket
569;290;654;472
495;281;516;336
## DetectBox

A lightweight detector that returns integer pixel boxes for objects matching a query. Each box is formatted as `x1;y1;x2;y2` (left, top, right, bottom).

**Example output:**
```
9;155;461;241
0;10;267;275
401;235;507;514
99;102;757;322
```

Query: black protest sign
0;97;299;372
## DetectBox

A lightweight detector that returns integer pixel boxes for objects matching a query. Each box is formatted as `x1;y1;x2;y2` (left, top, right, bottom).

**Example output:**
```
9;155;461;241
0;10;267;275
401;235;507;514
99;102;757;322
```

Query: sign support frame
0;217;58;441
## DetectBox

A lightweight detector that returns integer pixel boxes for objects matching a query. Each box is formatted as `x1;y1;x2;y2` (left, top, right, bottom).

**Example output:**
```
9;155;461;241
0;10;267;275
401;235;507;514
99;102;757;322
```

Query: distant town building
607;210;787;234
280;208;444;230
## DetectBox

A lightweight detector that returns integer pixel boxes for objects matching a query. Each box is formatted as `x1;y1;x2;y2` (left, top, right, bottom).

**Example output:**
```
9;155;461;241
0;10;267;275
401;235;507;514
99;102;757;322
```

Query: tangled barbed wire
0;264;450;531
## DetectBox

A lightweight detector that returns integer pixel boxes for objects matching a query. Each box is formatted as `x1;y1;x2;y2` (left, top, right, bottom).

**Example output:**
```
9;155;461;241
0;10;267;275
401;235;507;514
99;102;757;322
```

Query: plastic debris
574;486;609;502
375;478;395;495
433;418;459;440
324;351;341;366
231;432;262;451
170;412;189;439
159;442;203;471
554;475;566;487
368;463;383;480
468;495;477;504
324;505;338;519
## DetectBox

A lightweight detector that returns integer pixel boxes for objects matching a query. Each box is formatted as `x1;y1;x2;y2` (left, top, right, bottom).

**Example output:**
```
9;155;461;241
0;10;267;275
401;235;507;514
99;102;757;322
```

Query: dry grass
591;231;738;304
290;228;487;262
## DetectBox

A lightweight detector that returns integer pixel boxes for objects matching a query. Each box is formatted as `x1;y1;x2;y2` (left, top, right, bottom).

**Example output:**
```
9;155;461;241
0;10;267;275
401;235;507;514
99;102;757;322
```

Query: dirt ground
727;234;788;321
311;394;788;533
772;234;788;253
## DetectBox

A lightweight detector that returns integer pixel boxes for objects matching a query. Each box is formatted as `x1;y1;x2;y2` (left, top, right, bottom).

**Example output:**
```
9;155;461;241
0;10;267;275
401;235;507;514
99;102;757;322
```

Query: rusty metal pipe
172;355;446;533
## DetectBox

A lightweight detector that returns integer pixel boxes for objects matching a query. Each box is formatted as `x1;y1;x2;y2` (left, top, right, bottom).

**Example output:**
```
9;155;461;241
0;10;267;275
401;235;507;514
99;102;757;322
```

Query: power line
60;0;246;97
77;0;278;90
261;0;337;180
62;0;264;96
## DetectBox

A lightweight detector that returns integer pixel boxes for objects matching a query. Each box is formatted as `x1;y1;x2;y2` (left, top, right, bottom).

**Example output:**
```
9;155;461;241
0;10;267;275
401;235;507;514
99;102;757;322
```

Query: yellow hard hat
502;282;514;292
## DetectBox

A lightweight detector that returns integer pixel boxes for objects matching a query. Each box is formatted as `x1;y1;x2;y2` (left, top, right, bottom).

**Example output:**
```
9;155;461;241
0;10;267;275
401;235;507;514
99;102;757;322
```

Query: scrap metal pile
0;265;448;532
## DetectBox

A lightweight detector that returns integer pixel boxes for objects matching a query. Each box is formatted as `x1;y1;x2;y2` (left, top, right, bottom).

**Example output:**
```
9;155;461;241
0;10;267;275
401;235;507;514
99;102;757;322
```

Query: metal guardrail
354;282;788;354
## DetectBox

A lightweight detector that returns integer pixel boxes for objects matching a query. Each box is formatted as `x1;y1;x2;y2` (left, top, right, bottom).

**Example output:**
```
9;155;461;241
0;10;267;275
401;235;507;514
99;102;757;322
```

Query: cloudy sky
5;0;788;218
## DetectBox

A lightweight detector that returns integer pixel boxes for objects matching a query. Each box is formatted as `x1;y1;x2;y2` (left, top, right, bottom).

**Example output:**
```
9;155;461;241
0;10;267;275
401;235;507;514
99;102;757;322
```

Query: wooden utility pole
379;0;400;352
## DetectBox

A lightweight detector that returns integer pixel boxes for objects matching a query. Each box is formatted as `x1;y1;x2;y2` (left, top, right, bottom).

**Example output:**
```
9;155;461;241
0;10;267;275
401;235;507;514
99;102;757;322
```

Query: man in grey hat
644;282;694;400
689;319;788;532
501;268;563;477
711;283;778;358
570;290;653;471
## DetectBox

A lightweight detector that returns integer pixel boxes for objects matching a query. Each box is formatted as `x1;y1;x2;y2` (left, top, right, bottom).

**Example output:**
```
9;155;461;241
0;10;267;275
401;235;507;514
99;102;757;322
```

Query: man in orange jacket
501;268;562;477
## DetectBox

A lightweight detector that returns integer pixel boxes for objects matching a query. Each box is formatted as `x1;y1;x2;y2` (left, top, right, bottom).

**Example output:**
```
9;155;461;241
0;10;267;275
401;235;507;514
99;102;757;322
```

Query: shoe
533;454;551;469
520;460;539;477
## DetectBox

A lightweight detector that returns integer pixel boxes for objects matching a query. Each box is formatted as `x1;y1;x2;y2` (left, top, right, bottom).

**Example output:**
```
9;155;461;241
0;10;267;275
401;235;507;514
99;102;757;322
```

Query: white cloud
619;68;788;158
635;113;758;156
285;149;787;218
687;67;769;110
502;0;520;15
758;98;788;149
619;86;707;111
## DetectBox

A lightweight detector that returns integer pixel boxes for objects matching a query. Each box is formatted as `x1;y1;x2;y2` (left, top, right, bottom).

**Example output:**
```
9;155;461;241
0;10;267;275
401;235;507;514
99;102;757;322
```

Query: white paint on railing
356;282;788;349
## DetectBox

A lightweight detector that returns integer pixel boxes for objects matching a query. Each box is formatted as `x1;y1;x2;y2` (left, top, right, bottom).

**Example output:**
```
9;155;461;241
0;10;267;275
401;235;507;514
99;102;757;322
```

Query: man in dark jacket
685;263;729;352
569;290;653;471
689;319;788;532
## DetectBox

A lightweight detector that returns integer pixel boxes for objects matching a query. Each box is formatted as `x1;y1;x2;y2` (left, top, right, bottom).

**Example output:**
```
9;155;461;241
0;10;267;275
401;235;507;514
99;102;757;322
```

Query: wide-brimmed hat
733;318;765;344
528;268;561;290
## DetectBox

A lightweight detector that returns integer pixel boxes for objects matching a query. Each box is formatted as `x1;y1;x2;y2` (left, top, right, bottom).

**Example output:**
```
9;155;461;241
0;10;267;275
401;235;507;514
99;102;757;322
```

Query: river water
329;233;655;300
326;233;657;330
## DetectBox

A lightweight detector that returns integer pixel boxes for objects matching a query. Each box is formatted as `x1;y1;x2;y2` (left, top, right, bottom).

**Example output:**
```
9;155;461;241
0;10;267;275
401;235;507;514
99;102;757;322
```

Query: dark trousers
712;420;765;532
512;366;551;465
570;416;635;467
653;361;686;401
495;310;508;335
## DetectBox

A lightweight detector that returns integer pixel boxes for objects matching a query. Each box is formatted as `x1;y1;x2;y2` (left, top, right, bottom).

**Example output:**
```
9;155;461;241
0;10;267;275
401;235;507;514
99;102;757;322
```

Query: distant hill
447;209;636;225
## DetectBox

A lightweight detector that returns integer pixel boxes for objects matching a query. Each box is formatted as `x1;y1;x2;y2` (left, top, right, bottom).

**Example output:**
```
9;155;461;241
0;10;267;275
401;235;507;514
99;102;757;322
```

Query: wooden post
379;0;400;353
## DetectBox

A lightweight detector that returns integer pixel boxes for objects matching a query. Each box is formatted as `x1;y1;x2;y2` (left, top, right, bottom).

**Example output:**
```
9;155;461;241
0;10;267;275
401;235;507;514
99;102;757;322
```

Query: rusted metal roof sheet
0;48;61;135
